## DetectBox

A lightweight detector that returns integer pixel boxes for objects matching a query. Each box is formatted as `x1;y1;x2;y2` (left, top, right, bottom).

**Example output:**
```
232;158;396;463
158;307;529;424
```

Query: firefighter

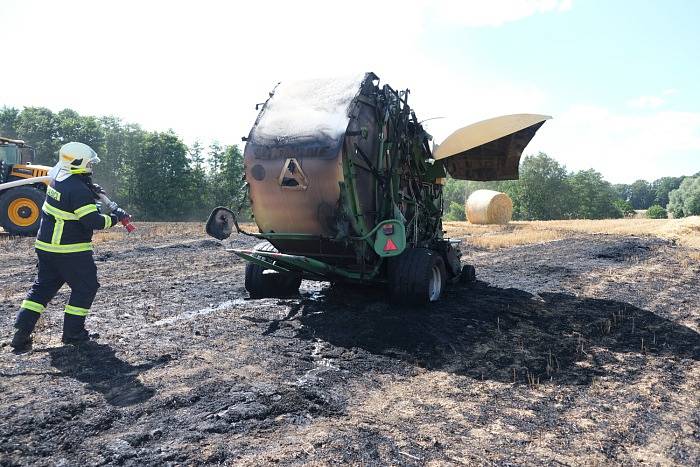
10;142;130;351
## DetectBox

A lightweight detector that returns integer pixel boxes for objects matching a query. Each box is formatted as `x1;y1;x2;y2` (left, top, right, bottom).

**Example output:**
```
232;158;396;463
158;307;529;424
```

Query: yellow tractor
0;136;51;236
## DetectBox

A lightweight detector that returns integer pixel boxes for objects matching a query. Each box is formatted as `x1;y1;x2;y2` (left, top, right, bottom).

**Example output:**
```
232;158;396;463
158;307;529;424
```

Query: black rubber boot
11;309;41;352
61;314;90;345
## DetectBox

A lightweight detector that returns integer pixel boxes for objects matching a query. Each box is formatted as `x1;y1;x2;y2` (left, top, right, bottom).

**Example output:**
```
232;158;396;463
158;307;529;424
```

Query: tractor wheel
0;186;45;236
388;248;447;305
244;241;302;298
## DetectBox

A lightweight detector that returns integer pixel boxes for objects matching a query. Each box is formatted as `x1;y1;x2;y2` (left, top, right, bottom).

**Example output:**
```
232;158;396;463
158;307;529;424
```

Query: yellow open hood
433;114;551;181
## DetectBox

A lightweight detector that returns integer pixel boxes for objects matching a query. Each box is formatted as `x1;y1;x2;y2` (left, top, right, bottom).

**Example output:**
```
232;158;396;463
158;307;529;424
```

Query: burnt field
1;222;699;466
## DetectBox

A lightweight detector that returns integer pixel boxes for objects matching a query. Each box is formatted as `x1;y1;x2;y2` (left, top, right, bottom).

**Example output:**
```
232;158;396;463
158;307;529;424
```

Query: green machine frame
206;75;450;286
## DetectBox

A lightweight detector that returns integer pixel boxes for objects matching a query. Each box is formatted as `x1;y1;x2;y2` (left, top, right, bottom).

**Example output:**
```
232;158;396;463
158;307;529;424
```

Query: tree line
2;106;697;223
0;106;247;221
444;153;699;221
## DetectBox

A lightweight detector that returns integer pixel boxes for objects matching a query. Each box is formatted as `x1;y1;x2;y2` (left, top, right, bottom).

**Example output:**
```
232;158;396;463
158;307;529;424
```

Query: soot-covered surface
1;226;698;465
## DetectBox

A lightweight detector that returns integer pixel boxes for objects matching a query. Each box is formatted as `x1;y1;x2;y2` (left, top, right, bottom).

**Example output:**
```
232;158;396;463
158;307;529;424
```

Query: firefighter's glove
113;207;130;222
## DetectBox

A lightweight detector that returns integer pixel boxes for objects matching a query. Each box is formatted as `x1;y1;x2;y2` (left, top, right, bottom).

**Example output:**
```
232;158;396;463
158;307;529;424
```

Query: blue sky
437;0;699;109
1;0;698;183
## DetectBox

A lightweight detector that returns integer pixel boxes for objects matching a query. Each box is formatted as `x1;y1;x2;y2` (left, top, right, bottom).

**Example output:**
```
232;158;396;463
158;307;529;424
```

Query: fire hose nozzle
97;193;136;233
121;218;136;233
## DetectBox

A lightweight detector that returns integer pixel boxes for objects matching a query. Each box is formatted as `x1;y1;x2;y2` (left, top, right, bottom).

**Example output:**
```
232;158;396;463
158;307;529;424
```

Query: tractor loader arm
0;176;52;192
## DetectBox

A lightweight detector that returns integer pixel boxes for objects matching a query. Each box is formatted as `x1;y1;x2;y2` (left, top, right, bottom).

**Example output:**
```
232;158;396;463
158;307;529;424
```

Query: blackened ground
0;224;698;466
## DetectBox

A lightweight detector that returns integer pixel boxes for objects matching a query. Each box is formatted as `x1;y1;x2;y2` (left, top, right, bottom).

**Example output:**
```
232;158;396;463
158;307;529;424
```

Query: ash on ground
1;225;698;466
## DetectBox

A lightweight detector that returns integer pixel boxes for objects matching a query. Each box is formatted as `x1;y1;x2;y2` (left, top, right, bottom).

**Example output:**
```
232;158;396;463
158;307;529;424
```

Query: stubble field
1;218;699;465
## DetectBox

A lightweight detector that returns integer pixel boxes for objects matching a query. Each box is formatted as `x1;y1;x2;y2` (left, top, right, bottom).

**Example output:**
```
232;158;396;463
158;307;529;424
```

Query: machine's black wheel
459;265;477;283
0;186;45;236
388;248;447;305
244;241;302;298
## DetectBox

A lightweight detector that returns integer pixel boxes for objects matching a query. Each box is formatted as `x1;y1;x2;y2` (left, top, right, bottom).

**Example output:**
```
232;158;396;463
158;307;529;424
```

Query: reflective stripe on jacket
36;175;118;254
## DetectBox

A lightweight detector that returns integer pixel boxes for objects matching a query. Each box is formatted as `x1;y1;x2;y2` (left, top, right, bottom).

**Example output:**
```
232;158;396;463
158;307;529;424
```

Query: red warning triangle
383;238;398;252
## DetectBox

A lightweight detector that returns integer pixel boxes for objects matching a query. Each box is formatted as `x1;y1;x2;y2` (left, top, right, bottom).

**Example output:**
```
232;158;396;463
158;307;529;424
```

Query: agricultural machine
206;72;549;304
0;137;51;236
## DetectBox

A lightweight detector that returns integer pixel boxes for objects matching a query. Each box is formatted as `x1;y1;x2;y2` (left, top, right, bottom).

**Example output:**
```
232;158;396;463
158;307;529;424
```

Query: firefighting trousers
19;250;100;317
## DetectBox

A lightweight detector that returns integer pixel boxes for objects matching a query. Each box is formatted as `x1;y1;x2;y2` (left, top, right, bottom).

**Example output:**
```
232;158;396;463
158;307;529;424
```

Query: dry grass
531;217;700;243
444;221;568;250
92;221;260;245
466;228;564;250
92;222;206;244
445;216;700;250
6;217;700;252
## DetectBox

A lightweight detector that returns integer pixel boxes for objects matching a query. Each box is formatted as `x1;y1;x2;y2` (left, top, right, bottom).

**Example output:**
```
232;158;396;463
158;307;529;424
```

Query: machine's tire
459;264;477;283
0;186;45;236
244;241;302;298
388;248;447;305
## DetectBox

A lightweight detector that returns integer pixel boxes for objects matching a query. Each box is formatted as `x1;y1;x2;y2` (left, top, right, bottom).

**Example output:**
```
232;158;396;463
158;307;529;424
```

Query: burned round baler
207;72;549;303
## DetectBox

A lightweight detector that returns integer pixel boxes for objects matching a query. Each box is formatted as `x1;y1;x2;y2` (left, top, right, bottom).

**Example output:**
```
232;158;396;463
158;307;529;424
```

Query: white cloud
430;0;573;27
416;65;550;144
627;95;667;109
4;0;698;183
531;105;700;182
0;0;550;145
627;89;680;110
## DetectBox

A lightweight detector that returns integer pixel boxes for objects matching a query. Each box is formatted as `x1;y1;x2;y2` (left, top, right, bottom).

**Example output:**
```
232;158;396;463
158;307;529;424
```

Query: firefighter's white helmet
58;142;100;174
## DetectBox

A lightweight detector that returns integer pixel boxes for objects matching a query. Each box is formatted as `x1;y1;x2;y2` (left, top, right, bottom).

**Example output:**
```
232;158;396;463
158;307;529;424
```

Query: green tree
15;107;60;165
209;144;247;216
492;180;520;219
613;183;631;202
222;145;246;205
97;117;145;202
516;153;573;220
646;205;667;219
442;178;467;208
444;201;466;221
628;179;655;209
652;176;684;208
187;140;210;219
57;109;105;152
207;141;225;173
189;140;206;173
0;106;19;138
613;199;635;217
3;106;257;221
668;176;700;218
569;169;622;219
131;131;194;220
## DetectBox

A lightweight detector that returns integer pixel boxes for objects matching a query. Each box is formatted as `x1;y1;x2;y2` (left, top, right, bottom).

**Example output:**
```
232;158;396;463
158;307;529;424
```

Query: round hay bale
466;189;513;224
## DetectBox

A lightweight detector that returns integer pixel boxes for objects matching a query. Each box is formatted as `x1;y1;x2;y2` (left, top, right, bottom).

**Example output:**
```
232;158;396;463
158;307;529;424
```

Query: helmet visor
86;155;101;171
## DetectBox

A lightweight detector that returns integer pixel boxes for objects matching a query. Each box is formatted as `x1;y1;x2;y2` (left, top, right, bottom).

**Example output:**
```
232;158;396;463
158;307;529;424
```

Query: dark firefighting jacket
35;175;118;254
